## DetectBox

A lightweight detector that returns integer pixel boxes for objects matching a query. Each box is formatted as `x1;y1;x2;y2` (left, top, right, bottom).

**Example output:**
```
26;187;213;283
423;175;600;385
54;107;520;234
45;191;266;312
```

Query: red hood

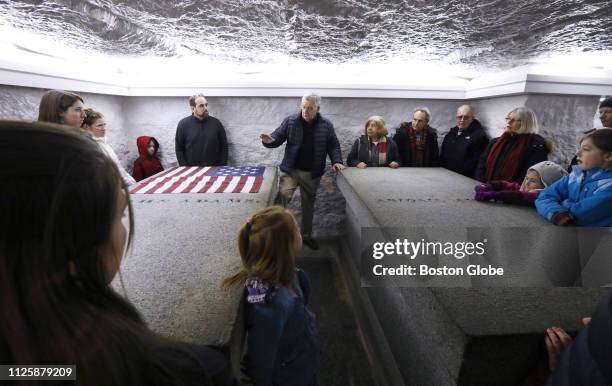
136;136;159;158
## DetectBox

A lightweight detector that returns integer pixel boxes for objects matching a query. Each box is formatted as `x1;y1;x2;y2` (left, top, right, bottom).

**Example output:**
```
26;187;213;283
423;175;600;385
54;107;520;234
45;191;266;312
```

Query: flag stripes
130;166;264;194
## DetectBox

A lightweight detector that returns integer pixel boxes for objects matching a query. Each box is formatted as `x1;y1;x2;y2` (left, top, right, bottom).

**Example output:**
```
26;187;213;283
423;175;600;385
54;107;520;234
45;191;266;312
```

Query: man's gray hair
301;93;321;107
458;104;475;116
189;93;207;108
414;106;431;122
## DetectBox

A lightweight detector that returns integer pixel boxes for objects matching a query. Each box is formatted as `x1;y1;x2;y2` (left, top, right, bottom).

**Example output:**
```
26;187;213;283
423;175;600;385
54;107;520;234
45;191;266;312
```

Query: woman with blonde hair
222;206;321;386
347;115;400;168
475;107;550;183
82;108;136;186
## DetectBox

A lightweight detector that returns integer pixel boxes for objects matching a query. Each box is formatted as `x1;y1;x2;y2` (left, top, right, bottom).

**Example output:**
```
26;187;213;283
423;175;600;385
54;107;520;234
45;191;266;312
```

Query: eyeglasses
456;115;472;120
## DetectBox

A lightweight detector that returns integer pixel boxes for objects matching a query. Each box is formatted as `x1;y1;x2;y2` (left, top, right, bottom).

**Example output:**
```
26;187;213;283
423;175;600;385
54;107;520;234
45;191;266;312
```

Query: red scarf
367;136;388;165
407;126;427;166
485;132;534;182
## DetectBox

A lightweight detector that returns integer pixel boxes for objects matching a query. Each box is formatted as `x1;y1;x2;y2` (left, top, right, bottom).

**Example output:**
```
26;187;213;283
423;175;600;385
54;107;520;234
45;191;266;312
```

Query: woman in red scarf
475;107;550;183
347;116;401;168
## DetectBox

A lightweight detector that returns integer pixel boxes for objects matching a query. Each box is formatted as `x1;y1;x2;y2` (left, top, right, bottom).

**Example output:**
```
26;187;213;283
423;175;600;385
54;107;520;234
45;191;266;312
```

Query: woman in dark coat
347;115;400;168
475;107;550;183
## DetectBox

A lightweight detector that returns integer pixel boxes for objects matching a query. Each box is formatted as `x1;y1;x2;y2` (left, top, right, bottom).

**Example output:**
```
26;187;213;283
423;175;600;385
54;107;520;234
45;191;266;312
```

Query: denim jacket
244;269;321;386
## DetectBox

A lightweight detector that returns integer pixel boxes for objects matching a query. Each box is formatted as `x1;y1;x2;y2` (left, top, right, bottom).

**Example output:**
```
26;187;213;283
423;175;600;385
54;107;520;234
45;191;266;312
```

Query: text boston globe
370;238;504;277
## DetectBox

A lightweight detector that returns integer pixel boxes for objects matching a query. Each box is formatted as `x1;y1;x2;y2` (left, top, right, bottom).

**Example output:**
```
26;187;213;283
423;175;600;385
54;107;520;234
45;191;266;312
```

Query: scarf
407;126;427;166
485;131;534;182
367;136;388;166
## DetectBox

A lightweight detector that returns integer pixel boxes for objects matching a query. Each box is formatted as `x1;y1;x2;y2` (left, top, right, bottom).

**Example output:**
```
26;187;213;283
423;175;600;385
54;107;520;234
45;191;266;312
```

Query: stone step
297;253;377;386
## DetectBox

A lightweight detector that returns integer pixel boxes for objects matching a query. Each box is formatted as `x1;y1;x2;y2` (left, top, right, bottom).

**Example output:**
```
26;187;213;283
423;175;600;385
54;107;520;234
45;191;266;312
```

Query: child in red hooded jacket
132;136;164;182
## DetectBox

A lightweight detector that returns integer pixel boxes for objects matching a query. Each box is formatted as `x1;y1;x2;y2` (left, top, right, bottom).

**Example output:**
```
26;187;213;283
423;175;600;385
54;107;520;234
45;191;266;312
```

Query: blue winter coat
536;166;612;226
263;112;343;178
244;269;321;386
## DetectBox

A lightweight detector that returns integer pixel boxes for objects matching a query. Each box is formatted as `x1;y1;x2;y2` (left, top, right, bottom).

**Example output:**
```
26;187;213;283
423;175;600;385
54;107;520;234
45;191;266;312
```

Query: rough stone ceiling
1;0;611;80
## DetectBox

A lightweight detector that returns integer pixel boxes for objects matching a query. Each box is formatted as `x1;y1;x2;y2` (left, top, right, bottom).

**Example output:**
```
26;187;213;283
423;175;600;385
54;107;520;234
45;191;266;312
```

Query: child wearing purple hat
474;161;567;206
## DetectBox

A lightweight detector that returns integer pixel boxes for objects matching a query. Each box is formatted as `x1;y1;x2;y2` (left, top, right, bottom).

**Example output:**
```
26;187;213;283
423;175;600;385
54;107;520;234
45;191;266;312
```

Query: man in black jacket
175;94;228;166
439;105;489;178
260;93;345;250
392;107;439;167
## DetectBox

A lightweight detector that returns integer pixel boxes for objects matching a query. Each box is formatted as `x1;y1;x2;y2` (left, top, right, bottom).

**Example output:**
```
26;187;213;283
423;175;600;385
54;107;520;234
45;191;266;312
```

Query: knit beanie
529;161;568;187
600;97;612;109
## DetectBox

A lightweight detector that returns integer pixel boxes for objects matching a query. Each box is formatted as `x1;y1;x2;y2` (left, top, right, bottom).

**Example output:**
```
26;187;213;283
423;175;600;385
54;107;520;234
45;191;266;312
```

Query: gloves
474;183;500;201
490;180;520;191
474;190;501;202
474;183;493;193
552;212;574;226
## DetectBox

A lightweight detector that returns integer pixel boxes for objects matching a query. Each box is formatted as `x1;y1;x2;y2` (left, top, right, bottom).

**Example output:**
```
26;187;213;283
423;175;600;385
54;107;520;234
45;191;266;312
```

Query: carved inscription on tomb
377;198;473;203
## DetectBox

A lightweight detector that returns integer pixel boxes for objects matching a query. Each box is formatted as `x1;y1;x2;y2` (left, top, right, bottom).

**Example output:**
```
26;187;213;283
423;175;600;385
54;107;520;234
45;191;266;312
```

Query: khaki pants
275;169;321;238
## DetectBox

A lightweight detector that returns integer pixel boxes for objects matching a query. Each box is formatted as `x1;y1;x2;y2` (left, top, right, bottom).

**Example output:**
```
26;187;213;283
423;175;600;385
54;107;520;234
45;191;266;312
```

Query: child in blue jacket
536;129;612;226
222;206;321;386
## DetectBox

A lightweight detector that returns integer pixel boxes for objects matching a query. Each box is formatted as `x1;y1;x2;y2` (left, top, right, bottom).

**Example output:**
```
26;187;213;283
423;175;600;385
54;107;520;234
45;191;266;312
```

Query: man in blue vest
260;93;345;250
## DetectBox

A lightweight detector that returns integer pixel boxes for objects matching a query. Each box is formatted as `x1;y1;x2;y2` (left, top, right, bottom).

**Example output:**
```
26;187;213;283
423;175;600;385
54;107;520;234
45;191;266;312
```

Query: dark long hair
37;90;84;124
0;121;211;385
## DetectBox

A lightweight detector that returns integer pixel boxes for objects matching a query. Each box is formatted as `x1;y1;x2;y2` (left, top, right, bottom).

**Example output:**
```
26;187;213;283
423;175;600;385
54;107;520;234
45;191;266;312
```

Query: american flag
130;166;265;194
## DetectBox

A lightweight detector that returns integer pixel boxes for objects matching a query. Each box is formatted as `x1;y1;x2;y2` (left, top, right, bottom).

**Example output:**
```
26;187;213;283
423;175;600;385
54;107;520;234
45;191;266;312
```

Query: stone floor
297;239;376;386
